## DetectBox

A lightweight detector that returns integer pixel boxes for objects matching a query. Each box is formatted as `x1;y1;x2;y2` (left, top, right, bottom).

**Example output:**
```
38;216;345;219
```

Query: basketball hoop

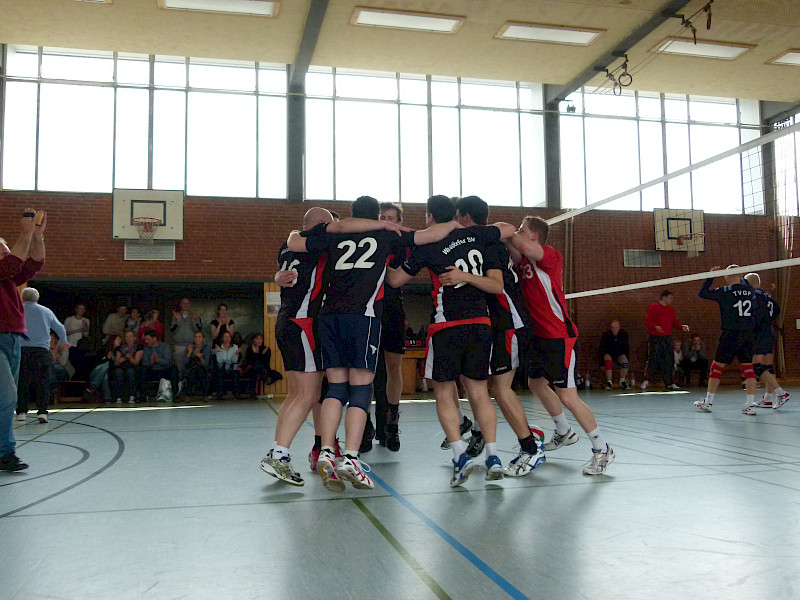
677;233;706;258
132;217;162;245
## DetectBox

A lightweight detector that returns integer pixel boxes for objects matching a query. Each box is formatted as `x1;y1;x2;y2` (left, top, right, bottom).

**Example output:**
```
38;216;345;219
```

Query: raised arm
438;266;504;295
387;267;413;289
327;218;397;235
412;221;460;246
508;232;544;262
491;222;517;240
504;239;523;266
287;231;308;253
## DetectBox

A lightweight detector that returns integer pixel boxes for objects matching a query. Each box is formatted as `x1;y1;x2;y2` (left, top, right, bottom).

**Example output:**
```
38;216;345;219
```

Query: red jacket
645;302;683;337
0;255;44;333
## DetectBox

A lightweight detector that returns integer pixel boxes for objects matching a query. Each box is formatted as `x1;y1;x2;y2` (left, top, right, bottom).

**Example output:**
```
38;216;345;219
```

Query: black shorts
425;323;491;382
753;326;775;356
714;329;755;365
275;318;320;373
318;314;382;372
381;302;406;355
525;336;578;389
489;326;531;376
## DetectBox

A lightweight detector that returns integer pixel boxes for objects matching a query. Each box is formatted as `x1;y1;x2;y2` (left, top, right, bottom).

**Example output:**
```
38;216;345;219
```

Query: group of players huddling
259;194;614;491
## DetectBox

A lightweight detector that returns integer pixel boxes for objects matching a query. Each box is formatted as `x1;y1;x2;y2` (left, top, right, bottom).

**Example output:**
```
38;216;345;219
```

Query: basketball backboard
112;189;184;241
654;208;705;252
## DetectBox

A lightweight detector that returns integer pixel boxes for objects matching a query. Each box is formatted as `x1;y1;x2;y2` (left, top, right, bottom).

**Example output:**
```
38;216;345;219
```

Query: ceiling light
352;7;463;34
653;37;751;60
770;50;800;66
496;22;603;45
158;0;278;17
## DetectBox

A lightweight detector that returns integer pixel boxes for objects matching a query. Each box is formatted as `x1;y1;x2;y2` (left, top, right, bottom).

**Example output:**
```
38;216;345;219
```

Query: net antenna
676;233;706;259
131;217;162;245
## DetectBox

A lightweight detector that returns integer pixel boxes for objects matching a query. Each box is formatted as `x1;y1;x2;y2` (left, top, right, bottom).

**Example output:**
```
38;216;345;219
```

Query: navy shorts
714;329;754;365
753;326;775;356
275;318;320;373
425;323;491;382
318;314;382;372
526;336;578;389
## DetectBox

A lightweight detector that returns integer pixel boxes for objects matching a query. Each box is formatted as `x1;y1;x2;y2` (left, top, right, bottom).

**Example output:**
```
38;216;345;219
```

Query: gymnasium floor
2;386;798;600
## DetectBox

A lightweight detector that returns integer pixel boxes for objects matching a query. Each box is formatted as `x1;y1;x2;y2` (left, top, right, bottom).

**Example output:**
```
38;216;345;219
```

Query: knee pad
753;364;766;378
741;363;756;380
618;360;629;370
347;384;373;413
325;382;350;406
709;362;724;380
765;364;775;375
604;359;613;371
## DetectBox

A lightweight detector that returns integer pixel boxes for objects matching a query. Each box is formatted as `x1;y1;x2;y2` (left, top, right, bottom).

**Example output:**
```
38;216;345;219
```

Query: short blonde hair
21;287;39;302
744;272;760;287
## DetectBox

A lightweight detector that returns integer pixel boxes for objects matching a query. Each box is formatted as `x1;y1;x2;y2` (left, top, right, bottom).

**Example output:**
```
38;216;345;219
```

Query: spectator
64;302;90;347
69;337;95;382
138;309;164;343
641;290;690;391
243;333;282;398
184;331;212;398
17;287;68;423
113;330;143;405
141;329;179;401
213;331;241;399
102;302;128;344
680;334;709;387
89;334;121;402
210;303;235;346
170;297;202;380
404;319;415;340
49;331;71;382
672;339;685;386
598;320;630;390
126;307;142;335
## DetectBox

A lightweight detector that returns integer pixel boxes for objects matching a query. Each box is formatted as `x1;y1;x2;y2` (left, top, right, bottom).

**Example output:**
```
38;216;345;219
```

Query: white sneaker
115;398;123;405
505;442;546;477
336;455;374;490
544;428;579;451
640;380;649;390
667;384;681;391
742;405;757;416
15;413;26;422
694;400;712;412
37;413;48;423
773;392;790;410
583;445;615;475
756;394;775;408
128;397;136;405
316;450;345;492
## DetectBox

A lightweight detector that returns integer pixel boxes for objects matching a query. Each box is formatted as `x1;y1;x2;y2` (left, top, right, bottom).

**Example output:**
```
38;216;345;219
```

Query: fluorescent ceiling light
654;37;751;60
771;50;800;66
352;7;463;34
159;0;277;17
497;22;602;45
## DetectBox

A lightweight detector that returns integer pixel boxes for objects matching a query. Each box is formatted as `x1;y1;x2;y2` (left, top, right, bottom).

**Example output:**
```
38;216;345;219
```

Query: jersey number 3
335;238;377;270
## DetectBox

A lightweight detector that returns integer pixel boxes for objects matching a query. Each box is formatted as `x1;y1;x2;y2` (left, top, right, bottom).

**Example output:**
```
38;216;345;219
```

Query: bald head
725;264;741;286
302;207;334;230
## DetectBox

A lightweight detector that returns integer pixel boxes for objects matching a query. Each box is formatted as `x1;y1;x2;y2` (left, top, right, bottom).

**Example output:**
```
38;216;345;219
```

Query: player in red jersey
508;216;614;476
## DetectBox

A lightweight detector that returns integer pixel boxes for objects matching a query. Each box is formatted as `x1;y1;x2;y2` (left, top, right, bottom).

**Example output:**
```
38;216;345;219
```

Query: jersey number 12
733;299;751;317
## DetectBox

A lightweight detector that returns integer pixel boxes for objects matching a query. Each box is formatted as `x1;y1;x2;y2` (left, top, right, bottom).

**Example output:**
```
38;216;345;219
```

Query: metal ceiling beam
288;0;329;91
544;0;693;108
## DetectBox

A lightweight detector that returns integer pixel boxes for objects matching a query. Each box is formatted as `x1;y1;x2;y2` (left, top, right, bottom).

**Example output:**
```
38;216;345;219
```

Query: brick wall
2;191;798;378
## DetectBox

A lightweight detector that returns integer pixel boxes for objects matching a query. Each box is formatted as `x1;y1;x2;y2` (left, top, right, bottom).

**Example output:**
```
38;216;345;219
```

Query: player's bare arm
504;239;523;266
439;266;503;294
492;222;517;240
508;232;544;262
286;231;307;253
386;267;413;289
327;218;406;236
412;220;461;245
274;269;297;287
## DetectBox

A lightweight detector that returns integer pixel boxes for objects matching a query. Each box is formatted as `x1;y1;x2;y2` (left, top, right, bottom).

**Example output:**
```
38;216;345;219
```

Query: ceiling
1;0;799;103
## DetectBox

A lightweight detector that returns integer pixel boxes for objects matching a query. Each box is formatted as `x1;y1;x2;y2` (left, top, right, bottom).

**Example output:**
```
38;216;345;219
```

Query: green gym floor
2;386;798;600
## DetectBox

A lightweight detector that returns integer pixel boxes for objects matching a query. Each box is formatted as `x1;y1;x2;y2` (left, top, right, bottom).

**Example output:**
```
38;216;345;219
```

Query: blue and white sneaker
484;455;504;481
450;452;475;488
505;441;546;477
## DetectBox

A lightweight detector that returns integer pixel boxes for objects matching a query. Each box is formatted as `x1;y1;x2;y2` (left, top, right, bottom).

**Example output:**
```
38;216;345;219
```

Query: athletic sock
552;412;570;435
705;392;715;404
587;427;607;452
273;445;290;460
451;440;467;460
485;442;498;457
344;450;359;460
313;436;322;450
519;434;538;455
775;387;786;396
746;394;755;407
472;420;482;433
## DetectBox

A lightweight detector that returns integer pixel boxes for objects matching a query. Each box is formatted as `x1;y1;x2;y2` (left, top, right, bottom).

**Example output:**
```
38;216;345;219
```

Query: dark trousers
143;366;179;398
679;358;709;386
17;347;50;415
647;335;674;387
185;363;209;396
214;365;240;396
112;367;140;399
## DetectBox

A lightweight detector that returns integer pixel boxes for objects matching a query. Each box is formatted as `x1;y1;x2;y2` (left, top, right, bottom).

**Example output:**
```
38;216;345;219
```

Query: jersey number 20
453;250;483;289
335;238;377;270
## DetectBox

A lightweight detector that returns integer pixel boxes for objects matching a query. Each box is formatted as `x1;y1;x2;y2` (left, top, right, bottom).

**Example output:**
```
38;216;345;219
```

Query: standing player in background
598;320;630;390
509;216;614;476
388;195;517;487
361;202;408;453
694;266;759;415
641;290;690;391
289;196;459;491
454;196;546;477
744;273;790;410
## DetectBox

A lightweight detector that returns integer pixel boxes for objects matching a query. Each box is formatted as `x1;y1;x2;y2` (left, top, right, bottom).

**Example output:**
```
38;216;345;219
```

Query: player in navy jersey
454;196;545;477
288;196;460;491
745;273;790;409
694;265;759;415
387;195;517;487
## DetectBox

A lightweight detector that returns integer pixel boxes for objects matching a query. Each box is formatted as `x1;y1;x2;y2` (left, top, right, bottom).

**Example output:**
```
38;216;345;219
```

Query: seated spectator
213;331;241;399
598;320;630;390
102;302;128;344
89;334;121;402
242;333;283;398
680;334;709;387
112;330;142;405
68;337;95;382
672;339;685;387
138;309;164;343
141;330;179;401
210;303;235;346
64;302;90;347
404;319;415;340
49;331;72;383
126;307;142;335
184;331;212;398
